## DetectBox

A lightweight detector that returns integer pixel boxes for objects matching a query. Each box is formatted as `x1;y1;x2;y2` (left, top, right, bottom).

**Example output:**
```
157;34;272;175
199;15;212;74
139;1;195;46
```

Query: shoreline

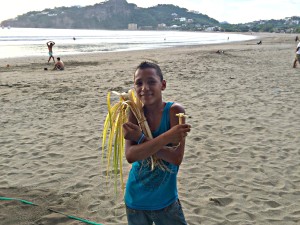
1;32;300;225
0;32;259;65
0;30;256;60
0;32;292;64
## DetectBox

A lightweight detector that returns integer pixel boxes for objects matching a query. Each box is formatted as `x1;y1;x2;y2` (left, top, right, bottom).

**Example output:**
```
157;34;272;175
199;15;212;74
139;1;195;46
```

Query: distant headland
1;0;299;33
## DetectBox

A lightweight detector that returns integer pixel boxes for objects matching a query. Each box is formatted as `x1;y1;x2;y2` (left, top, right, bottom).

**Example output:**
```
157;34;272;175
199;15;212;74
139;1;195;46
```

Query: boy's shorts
126;199;187;225
296;54;300;62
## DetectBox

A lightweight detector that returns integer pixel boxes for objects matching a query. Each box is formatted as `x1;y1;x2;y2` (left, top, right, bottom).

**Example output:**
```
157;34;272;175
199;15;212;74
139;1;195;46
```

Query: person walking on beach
122;61;191;225
293;41;300;68
46;41;55;63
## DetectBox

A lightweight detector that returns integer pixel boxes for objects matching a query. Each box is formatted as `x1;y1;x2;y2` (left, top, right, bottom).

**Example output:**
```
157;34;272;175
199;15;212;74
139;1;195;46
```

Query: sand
0;33;300;225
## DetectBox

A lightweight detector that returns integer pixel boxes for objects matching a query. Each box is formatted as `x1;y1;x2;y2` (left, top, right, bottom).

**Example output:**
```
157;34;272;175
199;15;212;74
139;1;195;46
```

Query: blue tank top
124;102;179;210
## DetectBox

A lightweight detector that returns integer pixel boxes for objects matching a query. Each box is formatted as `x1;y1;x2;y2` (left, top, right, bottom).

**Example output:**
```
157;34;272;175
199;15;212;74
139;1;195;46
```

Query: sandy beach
1;33;300;225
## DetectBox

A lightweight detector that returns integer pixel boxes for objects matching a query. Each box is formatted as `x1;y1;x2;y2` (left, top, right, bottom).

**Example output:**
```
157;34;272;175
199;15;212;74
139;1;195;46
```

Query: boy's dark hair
136;61;163;81
57;57;60;60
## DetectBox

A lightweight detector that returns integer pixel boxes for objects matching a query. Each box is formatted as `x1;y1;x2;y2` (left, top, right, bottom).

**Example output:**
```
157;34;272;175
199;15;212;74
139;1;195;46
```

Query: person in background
293;41;300;68
53;57;64;70
47;41;55;63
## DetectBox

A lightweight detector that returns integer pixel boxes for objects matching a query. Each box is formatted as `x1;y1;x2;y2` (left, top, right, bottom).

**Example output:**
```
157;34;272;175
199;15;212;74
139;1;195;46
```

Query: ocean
0;27;256;59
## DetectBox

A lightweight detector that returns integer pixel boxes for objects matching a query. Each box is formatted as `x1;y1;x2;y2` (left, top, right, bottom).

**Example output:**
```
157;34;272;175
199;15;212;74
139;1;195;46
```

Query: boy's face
134;68;166;105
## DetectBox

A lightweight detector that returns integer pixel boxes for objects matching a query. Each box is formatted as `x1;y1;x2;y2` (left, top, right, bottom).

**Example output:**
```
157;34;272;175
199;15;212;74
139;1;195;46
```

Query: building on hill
158;23;166;29
128;23;137;30
139;26;153;30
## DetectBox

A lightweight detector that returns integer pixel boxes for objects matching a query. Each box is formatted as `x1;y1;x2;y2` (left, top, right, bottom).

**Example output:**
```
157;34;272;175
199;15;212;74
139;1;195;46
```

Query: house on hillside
128;23;137;30
158;23;166;29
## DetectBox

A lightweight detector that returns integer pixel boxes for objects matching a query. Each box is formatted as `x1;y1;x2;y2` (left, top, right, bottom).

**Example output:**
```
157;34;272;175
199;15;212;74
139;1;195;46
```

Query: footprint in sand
209;197;233;206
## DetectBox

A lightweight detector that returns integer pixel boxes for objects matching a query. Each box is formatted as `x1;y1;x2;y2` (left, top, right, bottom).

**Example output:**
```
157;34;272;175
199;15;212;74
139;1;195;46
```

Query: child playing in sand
47;41;55;63
122;61;191;225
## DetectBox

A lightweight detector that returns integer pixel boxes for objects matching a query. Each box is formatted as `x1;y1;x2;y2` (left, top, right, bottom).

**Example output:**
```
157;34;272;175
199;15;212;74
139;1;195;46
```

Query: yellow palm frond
101;89;167;192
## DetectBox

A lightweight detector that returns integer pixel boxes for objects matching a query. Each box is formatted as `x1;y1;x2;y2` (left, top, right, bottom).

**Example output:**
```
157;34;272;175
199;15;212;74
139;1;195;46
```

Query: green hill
0;0;219;30
1;0;299;33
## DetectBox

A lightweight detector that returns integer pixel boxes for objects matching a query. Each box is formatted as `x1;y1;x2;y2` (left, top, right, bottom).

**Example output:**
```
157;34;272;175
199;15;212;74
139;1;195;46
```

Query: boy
122;61;191;225
47;41;55;63
53;57;64;70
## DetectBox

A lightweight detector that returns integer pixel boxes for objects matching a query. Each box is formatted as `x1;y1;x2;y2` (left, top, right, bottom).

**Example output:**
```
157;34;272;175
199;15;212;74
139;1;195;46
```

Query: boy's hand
123;122;142;142
165;124;191;144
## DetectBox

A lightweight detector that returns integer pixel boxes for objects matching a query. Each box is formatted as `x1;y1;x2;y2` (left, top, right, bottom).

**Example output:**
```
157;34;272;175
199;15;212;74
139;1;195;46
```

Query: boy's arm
123;108;190;164
154;103;188;165
124;131;178;163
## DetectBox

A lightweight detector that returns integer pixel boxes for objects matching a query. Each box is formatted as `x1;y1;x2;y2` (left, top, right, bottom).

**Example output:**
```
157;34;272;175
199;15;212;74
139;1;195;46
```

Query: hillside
0;0;219;30
222;16;300;33
1;0;299;33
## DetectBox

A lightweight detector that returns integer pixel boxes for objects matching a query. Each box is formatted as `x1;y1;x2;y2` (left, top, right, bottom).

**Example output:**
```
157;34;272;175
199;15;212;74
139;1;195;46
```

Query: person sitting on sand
293;41;300;68
53;57;64;70
47;41;55;63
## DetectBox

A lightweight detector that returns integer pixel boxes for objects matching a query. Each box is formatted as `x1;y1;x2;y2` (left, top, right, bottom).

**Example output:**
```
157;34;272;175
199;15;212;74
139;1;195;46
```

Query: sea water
0;27;256;59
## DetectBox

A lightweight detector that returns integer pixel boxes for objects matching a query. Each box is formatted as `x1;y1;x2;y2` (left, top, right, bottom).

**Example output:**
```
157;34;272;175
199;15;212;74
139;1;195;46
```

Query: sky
0;0;299;24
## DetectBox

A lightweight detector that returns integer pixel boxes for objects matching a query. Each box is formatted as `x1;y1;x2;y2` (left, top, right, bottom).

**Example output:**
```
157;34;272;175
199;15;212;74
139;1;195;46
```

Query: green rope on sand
0;197;38;206
0;196;103;225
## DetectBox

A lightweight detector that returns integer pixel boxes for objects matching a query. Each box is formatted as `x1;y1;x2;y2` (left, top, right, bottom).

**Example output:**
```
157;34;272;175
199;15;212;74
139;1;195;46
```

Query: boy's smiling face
134;68;166;105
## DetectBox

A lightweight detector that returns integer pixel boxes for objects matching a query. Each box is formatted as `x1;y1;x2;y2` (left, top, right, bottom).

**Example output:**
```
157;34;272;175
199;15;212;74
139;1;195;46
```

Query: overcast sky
0;0;298;24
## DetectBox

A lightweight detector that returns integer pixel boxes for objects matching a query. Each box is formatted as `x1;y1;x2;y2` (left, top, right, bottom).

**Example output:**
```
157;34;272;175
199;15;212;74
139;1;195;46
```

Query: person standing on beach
293;41;300;68
122;61;191;225
46;41;55;63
